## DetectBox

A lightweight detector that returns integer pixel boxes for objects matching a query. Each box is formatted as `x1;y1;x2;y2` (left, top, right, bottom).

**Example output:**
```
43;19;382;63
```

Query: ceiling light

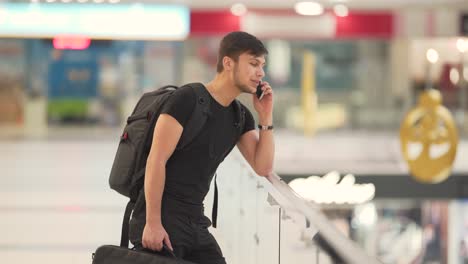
294;1;324;16
457;38;468;53
231;3;247;17
334;4;348;17
450;68;460;85
426;48;439;64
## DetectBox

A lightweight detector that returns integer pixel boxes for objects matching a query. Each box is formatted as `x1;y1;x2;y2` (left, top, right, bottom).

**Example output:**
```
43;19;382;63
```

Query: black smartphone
256;81;264;100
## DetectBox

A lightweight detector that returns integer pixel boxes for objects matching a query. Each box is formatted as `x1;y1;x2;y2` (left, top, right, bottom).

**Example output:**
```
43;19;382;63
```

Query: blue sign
48;49;98;99
0;3;189;40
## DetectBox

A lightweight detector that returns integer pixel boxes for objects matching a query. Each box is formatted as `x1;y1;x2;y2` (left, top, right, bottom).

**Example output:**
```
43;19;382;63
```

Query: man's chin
248;84;257;94
239;85;255;94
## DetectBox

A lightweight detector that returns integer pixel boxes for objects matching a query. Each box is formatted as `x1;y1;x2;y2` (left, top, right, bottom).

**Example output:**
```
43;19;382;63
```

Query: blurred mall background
1;0;468;263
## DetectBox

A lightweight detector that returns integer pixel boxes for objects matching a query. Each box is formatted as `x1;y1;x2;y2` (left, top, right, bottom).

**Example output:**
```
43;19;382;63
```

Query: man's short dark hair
216;31;268;73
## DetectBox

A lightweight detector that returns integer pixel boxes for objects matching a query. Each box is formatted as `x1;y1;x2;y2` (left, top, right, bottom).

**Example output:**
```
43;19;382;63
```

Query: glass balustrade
204;150;380;264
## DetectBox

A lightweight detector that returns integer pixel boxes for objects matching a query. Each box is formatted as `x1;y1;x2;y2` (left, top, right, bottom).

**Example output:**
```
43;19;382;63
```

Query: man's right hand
142;222;173;252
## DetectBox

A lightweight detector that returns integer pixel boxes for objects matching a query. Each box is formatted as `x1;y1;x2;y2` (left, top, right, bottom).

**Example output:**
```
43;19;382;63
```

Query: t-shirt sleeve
242;104;255;135
160;86;196;128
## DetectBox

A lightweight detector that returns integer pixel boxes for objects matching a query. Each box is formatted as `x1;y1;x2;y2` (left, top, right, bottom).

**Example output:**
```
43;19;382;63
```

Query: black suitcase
92;201;196;264
92;245;195;264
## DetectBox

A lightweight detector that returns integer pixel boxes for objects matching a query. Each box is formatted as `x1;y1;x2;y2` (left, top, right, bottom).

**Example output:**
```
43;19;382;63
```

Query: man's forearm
255;115;275;176
144;158;166;225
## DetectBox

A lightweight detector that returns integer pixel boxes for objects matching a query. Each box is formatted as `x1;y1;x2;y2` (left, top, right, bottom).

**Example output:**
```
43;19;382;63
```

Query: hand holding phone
256;81;265;100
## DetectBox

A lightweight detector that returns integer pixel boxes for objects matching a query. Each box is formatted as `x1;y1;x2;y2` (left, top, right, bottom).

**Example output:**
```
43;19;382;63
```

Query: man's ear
223;56;233;71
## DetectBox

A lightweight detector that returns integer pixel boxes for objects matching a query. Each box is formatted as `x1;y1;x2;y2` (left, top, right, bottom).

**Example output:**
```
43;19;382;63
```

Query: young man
129;31;275;263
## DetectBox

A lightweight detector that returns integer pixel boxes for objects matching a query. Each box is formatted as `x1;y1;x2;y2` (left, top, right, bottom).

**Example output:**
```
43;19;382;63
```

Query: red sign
53;36;91;50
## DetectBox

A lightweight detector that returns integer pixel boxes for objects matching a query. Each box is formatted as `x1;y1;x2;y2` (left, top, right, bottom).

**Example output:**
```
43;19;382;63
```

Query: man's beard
233;64;254;94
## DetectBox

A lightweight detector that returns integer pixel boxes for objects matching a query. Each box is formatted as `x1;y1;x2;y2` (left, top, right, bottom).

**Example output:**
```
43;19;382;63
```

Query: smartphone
256;81;265;100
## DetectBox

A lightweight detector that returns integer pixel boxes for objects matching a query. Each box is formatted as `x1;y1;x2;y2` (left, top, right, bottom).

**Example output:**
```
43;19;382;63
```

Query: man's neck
205;75;241;107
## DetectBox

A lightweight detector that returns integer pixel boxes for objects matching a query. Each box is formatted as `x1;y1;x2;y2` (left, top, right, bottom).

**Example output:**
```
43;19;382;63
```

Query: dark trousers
130;195;226;264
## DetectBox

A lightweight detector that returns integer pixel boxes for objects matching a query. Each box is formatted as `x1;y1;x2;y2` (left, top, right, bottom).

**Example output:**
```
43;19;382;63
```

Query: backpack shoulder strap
120;200;135;248
177;82;211;150
211;99;246;229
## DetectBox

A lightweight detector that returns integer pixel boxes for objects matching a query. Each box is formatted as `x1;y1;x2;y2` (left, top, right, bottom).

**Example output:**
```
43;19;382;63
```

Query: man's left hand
253;81;274;119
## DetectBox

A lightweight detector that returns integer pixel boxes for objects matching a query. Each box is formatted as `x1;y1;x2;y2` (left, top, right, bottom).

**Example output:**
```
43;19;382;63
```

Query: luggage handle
162;244;177;258
138;244;178;260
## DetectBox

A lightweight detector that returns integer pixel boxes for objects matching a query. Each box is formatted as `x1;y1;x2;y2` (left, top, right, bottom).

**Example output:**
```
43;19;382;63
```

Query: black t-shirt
129;85;255;244
158;85;255;205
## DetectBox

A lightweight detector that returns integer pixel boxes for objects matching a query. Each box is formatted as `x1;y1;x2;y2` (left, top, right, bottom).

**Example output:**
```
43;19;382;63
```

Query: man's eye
251;63;258;67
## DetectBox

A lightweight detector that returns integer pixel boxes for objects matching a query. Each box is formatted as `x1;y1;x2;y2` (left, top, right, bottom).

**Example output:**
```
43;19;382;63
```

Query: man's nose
257;68;265;78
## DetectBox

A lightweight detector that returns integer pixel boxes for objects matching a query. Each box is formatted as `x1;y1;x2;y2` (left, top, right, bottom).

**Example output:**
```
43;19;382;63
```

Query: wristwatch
258;124;274;130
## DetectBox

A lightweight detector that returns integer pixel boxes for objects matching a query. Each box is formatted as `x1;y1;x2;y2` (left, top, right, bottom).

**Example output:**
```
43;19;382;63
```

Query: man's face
232;52;266;94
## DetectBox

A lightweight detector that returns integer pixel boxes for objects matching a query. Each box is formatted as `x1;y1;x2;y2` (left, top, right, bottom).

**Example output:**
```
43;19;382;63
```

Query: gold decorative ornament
301;51;317;136
400;89;458;183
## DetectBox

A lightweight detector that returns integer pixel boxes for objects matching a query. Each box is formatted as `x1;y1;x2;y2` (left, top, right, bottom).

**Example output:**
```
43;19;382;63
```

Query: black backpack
108;82;245;248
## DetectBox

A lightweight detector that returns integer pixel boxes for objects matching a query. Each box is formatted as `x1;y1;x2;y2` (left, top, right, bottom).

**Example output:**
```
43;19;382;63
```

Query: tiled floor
2;140;127;263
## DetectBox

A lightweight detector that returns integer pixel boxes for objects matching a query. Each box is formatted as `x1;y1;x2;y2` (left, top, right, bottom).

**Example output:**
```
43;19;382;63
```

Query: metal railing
206;150;382;264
